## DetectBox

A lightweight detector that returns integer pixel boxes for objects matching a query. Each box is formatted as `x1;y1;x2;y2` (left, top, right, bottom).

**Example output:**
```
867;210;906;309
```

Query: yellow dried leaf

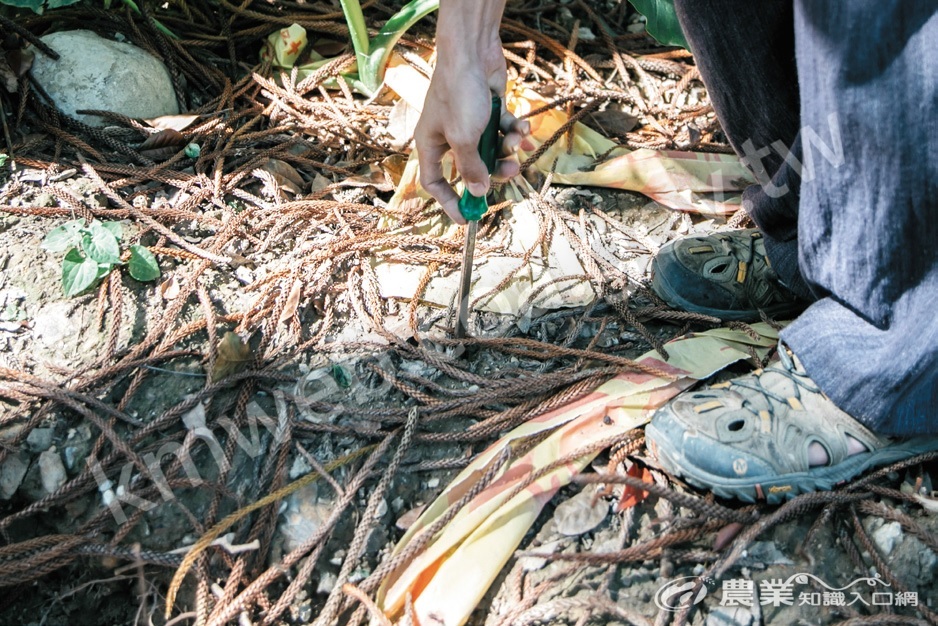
278;280;303;325
381;154;408;188
211;332;253;382
144;114;201;132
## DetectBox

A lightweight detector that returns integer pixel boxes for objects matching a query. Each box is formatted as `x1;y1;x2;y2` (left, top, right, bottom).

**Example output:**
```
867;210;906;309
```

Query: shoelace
728;348;822;419
720;233;790;307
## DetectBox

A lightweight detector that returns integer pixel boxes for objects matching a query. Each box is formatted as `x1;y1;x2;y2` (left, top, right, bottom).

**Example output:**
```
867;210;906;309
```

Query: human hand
414;4;531;224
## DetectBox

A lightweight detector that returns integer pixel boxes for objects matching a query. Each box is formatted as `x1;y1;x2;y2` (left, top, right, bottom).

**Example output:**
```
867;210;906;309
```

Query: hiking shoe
651;229;806;321
645;345;938;504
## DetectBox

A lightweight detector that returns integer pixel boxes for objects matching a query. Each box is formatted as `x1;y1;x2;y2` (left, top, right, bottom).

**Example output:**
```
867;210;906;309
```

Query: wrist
436;0;506;67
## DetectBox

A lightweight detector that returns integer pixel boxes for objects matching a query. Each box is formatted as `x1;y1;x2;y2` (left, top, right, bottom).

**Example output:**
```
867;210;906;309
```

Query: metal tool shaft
453;95;500;340
454;221;478;339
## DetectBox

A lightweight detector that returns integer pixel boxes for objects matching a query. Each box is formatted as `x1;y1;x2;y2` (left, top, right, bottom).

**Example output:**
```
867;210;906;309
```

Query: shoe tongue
777;343;804;374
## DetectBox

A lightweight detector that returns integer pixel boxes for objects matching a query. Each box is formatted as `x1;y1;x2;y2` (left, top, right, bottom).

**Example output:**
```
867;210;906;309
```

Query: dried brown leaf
278;279;303;325
210;332;253;382
553;487;609;536
341;164;394;192
158;275;180;300
256;159;305;195
139;147;180;161
139;129;187;151
385;98;420;151
587;107;640;137
311;40;347;57
145;114;200;132
381;154;408;188
0;55;16;93
2;49;33;92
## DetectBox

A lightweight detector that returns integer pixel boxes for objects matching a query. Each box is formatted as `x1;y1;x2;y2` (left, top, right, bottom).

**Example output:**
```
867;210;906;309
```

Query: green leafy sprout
41;219;161;296
327;0;686;97
338;0;440;96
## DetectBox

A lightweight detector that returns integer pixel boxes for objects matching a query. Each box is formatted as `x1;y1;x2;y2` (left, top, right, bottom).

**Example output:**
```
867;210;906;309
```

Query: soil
0;2;936;626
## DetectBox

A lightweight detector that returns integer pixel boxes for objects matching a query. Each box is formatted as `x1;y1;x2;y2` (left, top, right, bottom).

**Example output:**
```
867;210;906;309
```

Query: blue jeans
673;0;938;435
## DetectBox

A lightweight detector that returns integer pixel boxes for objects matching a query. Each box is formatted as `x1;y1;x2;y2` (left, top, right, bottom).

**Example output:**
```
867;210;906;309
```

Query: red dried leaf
615;463;653;511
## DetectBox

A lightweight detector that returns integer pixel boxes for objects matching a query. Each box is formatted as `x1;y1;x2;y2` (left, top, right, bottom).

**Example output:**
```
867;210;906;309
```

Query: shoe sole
651;263;804;323
646;422;938;504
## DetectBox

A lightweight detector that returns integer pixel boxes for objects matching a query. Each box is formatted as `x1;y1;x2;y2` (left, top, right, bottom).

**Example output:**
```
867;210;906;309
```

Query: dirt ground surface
0;2;936;626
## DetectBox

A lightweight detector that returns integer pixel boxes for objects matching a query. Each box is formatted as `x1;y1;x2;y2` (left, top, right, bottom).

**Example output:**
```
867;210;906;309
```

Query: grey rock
0;451;30;499
739;541;794;568
26;427;54;452
30;30;179;127
31;302;73;348
553;487;609;536
707;606;753;626
316;570;337;595
38;448;67;495
871;521;902;555
278;483;331;553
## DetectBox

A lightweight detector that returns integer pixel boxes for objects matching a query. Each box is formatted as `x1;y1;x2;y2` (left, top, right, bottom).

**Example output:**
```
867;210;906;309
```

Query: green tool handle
457;95;501;222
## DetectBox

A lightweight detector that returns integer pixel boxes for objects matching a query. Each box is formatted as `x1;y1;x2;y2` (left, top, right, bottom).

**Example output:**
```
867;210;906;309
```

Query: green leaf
0;154;7;167
41;220;83;253
0;0;45;12
359;0;439;95
46;0;83;7
62;248;101;296
96;264;114;281
627;0;689;50
81;222;122;265
339;0;371;70
128;245;160;281
330;364;352;389
101;221;123;241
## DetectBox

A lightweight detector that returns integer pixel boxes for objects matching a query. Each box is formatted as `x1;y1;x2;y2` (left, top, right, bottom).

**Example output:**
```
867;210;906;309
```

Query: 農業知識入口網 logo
654;573;921;612
654;576;714;611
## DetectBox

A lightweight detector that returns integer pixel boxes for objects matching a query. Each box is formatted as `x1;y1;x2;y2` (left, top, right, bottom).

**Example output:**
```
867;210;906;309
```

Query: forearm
436;0;507;69
416;0;526;223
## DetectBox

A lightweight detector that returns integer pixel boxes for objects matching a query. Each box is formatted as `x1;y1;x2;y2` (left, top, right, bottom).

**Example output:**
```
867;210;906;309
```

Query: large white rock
30;30;179;127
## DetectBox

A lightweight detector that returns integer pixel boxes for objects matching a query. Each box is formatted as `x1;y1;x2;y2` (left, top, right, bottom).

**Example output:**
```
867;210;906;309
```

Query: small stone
0;451;30;499
871;521;902;555
316;571;337;595
31;302;73;348
30;30;179;127
553;488;608;536
234;266;254;284
295;602;312;622
707;606;753;626
38;448;67;494
34;193;56;208
278;483;330;552
374;498;388;518
288;454;311;480
26;427;54;452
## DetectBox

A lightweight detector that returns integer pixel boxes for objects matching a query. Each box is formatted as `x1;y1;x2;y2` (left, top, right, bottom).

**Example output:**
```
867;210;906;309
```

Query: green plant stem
120;0;179;40
339;0;371;71
0;97;14;171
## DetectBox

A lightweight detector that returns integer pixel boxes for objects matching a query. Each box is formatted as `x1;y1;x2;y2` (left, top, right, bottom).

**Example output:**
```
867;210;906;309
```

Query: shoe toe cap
648;406;776;482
